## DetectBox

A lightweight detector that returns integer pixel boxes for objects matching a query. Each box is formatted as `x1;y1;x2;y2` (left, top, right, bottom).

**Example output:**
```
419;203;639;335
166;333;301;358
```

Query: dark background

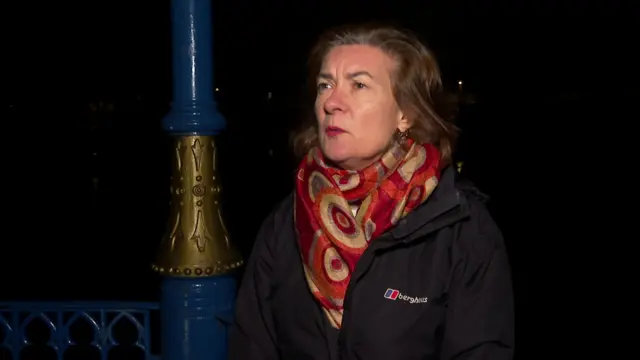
2;0;638;358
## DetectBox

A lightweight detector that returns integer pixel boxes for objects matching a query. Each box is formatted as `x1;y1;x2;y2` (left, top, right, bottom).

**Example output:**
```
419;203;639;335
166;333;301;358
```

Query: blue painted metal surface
160;1;237;360
161;277;236;360
0;301;160;360
162;0;225;135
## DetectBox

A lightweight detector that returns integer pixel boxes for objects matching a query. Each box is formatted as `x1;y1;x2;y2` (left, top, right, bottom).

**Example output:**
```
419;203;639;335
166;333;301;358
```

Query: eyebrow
317;71;375;81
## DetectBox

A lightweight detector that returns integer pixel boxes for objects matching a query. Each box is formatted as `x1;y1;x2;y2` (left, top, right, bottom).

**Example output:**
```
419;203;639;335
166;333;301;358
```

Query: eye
354;82;366;89
317;82;331;92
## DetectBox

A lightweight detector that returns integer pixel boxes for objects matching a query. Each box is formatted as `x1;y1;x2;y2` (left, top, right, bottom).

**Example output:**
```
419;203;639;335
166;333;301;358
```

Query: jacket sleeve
228;210;280;360
441;198;515;360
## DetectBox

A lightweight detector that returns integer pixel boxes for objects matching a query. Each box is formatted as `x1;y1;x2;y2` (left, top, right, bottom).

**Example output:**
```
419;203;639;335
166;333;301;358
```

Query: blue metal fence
0;302;160;360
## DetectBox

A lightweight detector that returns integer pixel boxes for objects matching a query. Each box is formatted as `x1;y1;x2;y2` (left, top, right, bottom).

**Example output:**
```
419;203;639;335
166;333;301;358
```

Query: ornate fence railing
0;302;160;360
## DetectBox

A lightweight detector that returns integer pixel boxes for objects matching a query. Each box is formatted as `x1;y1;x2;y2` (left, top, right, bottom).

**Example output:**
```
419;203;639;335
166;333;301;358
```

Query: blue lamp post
152;1;243;359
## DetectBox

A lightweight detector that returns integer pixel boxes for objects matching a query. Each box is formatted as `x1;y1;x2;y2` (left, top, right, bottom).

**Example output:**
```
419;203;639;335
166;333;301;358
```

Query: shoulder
453;179;506;257
267;191;295;230
254;192;295;255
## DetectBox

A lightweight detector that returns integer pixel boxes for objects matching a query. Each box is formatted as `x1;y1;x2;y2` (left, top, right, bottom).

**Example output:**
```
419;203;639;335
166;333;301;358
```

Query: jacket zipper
337;233;393;354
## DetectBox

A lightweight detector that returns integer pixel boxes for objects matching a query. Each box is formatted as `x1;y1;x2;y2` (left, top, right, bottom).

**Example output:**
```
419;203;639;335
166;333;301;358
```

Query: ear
396;112;411;133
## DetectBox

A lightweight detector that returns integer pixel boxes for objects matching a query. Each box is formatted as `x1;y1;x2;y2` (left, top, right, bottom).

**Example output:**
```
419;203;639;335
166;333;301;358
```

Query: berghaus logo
384;288;428;304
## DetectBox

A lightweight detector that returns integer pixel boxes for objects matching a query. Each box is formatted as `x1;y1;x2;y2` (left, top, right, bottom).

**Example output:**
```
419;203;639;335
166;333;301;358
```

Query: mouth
325;126;346;137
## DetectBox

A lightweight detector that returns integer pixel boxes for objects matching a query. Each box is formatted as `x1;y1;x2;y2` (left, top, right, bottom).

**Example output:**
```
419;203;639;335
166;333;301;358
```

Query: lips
325;126;345;137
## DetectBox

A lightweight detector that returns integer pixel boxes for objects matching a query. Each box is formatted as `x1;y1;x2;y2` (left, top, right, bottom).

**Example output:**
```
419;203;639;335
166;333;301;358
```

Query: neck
331;154;382;171
329;140;411;171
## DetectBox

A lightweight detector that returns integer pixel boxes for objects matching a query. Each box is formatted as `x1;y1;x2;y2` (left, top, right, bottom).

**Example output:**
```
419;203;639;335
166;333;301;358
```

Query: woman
229;24;514;360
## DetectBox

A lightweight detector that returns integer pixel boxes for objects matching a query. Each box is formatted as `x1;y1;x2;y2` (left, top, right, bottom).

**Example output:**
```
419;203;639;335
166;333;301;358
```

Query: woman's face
315;44;409;170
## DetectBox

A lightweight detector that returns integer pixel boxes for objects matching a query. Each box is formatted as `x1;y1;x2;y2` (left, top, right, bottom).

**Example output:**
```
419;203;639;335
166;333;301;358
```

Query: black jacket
229;167;514;360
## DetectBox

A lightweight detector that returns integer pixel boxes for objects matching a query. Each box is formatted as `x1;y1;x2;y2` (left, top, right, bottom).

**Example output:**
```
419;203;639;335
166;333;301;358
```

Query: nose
322;88;346;115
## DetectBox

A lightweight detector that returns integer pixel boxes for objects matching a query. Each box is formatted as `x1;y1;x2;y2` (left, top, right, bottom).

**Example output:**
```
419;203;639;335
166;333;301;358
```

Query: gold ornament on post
153;136;243;277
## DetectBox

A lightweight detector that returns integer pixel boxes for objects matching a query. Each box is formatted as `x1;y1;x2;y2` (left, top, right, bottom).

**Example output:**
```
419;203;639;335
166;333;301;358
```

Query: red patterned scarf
294;140;442;328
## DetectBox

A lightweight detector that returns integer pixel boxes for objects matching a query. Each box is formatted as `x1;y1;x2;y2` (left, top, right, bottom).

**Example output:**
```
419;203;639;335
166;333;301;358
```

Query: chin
321;145;383;171
322;149;352;164
320;144;354;166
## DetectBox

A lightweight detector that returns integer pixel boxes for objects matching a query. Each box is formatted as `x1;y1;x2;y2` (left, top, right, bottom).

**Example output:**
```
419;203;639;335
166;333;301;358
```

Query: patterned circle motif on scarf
294;140;442;328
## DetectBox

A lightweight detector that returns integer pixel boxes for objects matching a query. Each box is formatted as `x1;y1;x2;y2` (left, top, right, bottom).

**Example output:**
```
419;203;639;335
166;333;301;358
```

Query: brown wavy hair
291;23;458;166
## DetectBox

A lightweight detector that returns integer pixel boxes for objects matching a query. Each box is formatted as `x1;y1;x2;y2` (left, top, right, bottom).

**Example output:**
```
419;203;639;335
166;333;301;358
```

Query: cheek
369;125;395;147
353;119;393;149
359;103;397;132
314;99;324;120
355;107;397;147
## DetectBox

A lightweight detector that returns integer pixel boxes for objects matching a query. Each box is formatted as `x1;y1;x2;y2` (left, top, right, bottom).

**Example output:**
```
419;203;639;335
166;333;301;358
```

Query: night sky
6;1;637;106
